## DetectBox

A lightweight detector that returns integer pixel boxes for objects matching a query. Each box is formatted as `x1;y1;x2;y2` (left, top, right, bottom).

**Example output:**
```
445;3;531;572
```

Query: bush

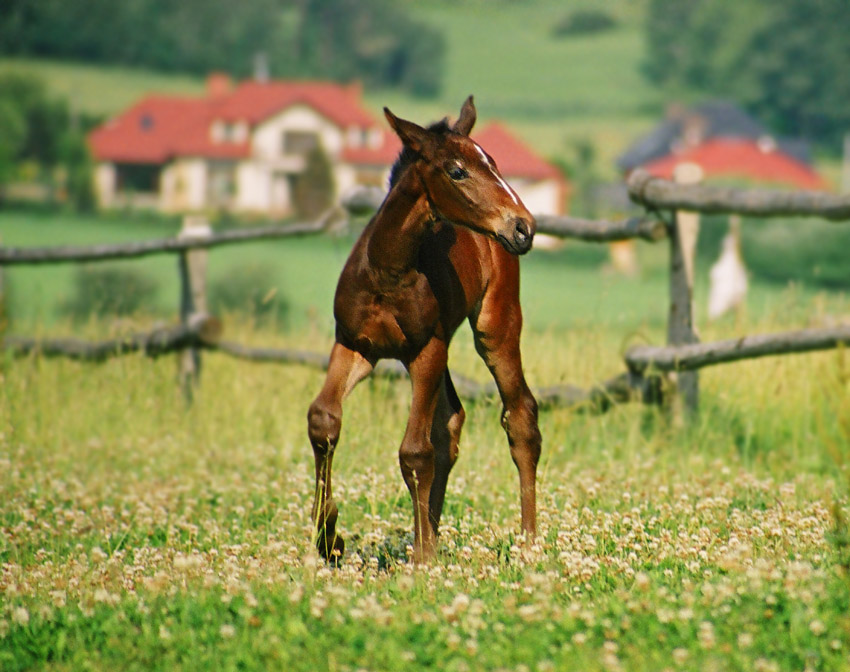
742;219;850;289
209;262;289;329
552;10;617;38
60;265;160;322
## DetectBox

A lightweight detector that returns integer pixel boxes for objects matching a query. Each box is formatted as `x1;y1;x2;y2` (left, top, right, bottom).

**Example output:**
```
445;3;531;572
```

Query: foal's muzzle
497;217;535;255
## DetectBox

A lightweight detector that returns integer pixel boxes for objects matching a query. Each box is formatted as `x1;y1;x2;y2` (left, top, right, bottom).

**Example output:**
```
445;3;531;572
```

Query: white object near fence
708;215;748;321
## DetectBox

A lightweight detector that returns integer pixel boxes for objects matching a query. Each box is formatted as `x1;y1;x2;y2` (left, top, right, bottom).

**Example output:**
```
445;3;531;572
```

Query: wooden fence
2;169;850;414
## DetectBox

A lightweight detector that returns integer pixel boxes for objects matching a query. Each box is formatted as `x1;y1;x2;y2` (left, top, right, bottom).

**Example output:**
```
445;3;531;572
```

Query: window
283;131;319;155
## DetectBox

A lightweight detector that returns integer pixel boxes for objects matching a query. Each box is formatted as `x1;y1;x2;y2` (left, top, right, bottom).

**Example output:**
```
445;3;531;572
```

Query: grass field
2;3;850;667
3;203;850;670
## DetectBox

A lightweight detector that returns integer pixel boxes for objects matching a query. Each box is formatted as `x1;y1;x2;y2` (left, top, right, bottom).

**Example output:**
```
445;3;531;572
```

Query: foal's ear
453;95;476;136
384;107;430;155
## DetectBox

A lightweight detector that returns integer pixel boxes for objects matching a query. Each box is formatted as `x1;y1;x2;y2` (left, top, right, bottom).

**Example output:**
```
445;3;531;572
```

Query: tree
0;73;96;210
293;0;444;97
0;99;26;202
292;146;335;220
643;0;850;149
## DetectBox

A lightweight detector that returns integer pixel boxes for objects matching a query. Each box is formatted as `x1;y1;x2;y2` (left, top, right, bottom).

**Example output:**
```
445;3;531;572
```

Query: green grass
2;204;850;669
1;313;849;670
0;58;205;118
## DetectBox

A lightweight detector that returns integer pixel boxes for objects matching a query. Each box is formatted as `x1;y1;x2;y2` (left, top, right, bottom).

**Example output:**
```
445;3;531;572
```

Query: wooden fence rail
628;169;850;220
3;314;222;362
3;175;850;416
0;218;331;266
626;324;850;373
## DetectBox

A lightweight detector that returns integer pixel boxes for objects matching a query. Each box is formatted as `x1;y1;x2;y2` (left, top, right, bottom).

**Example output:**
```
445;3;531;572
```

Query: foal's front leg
472;317;541;540
400;338;449;563
307;342;373;562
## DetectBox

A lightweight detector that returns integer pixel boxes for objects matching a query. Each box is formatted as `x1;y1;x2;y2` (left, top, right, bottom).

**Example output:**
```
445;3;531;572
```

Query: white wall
511;178;564;216
160;159;207;212
252;105;344;162
94;163;116;208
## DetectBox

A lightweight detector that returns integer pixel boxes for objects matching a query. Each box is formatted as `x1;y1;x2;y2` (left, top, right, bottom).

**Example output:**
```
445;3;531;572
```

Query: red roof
88;96;235;164
473;122;563;181
215;80;374;127
642;138;827;190
89;80;379;164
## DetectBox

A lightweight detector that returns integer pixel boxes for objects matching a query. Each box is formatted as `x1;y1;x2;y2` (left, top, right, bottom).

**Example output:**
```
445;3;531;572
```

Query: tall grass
2;300;849;670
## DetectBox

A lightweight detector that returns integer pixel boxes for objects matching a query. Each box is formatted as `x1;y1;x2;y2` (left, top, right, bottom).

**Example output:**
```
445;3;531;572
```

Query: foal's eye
447;166;468;181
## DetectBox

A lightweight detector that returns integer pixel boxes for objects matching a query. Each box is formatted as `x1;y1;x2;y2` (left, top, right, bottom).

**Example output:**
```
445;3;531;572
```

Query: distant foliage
293;0;444;97
643;0;850;149
0;72;96;209
60;266;160;322
209;263;290;329
742;220;850;289
292;146;335;220
552;10;617;38
0;0;445;97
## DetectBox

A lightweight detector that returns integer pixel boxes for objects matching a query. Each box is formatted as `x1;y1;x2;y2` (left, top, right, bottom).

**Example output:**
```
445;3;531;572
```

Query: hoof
316;530;345;565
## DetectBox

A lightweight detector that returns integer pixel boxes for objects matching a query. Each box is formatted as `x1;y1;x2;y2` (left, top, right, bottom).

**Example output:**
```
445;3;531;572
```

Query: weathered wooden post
668;163;703;417
177;214;211;401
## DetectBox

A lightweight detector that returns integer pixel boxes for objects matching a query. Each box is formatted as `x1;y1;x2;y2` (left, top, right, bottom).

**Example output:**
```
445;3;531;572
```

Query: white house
89;75;568;216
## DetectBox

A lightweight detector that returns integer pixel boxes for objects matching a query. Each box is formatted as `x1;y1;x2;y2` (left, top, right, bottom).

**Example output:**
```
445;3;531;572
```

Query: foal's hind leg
400;338;449;563
428;370;465;533
307;342;373;562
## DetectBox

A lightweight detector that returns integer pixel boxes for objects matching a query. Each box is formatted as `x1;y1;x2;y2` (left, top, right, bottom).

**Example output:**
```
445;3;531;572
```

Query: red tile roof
89;80;378;164
473;122;564;181
642;138;827;190
215;80;374;127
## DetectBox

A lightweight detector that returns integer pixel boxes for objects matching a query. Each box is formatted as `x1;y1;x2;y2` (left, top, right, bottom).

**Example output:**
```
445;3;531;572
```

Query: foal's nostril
513;218;531;246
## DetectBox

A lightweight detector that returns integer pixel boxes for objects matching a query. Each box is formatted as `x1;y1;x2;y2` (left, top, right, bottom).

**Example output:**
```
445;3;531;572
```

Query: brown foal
307;97;542;563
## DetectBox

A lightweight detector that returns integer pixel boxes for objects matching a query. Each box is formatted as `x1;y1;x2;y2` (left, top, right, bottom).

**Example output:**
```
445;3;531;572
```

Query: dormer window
211;120;248;144
347;127;369;149
232;122;248;143
211;121;226;143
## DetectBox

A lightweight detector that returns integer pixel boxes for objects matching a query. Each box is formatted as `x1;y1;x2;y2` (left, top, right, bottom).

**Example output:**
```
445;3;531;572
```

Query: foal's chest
335;271;440;358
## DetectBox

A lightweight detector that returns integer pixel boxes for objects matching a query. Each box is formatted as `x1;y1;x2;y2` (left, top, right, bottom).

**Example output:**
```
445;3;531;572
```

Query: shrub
60;265;160;322
209;262;290;329
552;10;617;38
742;219;850;289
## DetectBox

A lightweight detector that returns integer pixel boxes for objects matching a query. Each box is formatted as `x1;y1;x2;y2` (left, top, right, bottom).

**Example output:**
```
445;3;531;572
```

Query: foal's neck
367;168;433;279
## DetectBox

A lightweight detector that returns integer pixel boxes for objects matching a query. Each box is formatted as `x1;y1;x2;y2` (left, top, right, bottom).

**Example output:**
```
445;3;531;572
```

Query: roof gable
473;122;563;181
642;138;827;190
618;100;812;171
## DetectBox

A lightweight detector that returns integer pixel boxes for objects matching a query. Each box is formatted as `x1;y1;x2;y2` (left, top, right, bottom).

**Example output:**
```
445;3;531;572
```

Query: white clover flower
12;607;29;627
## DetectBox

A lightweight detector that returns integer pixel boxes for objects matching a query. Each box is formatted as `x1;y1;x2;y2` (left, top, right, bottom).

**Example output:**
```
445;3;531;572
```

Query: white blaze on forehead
472;141;519;205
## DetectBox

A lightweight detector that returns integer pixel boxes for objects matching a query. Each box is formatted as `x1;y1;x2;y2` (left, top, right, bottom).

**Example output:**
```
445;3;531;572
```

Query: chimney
253;52;269;83
206;72;233;98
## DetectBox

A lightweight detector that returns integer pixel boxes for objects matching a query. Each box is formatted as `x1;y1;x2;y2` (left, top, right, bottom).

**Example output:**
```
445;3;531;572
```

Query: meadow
2;1;850;666
3;204;850;670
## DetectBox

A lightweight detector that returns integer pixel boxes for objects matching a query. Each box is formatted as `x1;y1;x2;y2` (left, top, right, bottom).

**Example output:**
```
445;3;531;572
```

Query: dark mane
388;118;453;189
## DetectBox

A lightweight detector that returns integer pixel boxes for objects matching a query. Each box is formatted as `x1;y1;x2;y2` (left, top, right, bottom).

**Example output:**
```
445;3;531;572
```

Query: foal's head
385;97;536;255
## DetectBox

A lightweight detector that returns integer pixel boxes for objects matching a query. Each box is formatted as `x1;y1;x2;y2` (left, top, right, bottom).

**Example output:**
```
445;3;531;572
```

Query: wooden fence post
177;215;211;401
668;163;703;417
